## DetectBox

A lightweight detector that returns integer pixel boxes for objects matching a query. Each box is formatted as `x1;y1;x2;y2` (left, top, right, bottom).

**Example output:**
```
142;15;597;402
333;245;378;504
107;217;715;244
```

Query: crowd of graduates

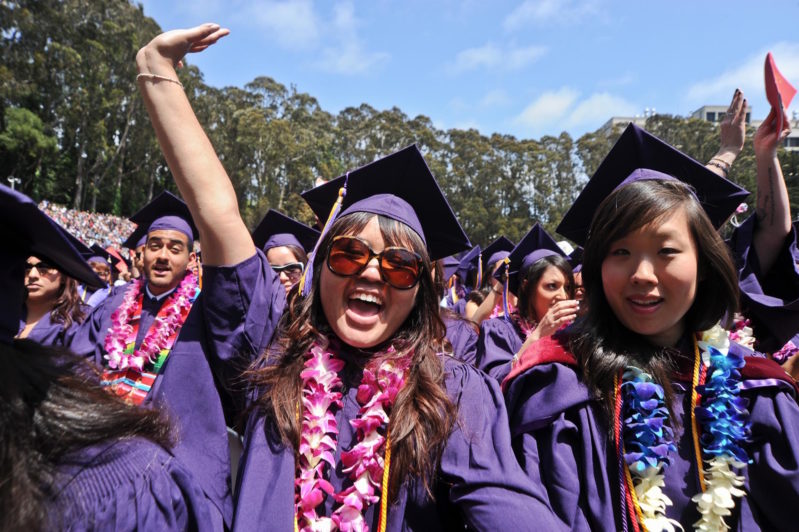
3;24;799;532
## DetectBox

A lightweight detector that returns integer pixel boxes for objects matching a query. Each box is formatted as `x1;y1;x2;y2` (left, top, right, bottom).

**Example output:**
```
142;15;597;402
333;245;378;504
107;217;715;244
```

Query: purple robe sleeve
476;317;522;382
436;359;565;531
201;251;285;369
443;315;478;365
741;385;799;530
730;214;799;352
504;361;615;531
63;286;127;365
52;438;215;531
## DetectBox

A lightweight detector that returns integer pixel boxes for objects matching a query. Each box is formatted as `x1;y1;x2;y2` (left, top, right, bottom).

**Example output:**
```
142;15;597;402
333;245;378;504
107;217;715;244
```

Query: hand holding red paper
765;52;796;126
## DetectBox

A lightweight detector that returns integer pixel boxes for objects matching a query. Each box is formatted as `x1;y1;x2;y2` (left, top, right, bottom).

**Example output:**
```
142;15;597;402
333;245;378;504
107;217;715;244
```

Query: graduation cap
568;246;584;273
455;245;483;287
441;255;462;282
122;225;148;250
0;184;103;343
300;145;471;296
765;52;796;124
557;123;750;246
251;209;320;254
482;236;516;274
498;223;566;296
129;191;198;243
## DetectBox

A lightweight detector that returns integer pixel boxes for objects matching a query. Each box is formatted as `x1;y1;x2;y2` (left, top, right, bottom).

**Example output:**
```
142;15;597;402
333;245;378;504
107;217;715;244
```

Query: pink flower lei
103;273;199;371
295;341;410;532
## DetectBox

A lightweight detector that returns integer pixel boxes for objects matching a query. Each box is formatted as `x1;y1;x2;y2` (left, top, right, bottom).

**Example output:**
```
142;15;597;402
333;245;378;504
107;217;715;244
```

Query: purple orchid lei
295;341;408;531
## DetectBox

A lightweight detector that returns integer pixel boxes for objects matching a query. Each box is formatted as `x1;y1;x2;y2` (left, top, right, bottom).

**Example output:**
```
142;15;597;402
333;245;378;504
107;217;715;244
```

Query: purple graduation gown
503;337;799;531
234;354;562;531
203;252;563;531
64;273;253;529
475;316;523;382
51;437;214;531
729;215;799;353
443;313;478;365
18;305;87;345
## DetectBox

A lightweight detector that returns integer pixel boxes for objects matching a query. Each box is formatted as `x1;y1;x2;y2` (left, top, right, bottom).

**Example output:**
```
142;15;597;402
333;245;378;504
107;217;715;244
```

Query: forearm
471;289;501;325
136;48;254;266
754;153;791;273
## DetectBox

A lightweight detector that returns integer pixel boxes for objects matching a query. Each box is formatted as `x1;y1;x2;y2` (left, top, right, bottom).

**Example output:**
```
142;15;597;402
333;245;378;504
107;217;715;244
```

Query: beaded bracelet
136;73;184;88
707;159;729;175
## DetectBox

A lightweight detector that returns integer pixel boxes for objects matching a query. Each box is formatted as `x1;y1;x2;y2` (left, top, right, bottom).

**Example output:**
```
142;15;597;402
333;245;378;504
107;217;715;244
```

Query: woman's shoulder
52;437;211;529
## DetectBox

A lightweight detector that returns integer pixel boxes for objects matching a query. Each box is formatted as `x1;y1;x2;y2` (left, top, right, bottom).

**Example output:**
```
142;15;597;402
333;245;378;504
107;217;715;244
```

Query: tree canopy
2;0;796;248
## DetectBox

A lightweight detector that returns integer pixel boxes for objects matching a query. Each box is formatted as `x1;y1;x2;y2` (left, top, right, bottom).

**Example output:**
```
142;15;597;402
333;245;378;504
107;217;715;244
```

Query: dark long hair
570;179;739;421
517;254;574;323
49;276;87;330
248;212;457;500
0;340;172;531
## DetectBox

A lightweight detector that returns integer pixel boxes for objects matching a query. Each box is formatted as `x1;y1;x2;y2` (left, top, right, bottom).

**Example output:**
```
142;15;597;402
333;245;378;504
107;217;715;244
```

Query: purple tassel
502;258;511;322
299;173;349;297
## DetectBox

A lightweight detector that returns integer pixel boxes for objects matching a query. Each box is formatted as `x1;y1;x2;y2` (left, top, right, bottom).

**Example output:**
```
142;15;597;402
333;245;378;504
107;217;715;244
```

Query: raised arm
705;89;746;178
752;107;793;273
135;24;255;267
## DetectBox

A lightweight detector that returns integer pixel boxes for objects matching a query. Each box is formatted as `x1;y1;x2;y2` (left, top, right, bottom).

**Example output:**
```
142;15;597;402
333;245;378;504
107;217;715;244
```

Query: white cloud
503;0;599;31
565;92;638;128
686;42;799;105
515;87;638;136
480;89;512;108
515;87;579;129
242;0;321;51
312;1;390;74
449;43;547;73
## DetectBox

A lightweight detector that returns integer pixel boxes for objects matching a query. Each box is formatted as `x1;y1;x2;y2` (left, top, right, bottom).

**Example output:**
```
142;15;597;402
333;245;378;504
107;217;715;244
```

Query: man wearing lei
65;192;235;530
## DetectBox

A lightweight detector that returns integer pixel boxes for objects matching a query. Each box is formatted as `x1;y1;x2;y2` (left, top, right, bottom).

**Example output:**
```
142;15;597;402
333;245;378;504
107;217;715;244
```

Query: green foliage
2;0;797;250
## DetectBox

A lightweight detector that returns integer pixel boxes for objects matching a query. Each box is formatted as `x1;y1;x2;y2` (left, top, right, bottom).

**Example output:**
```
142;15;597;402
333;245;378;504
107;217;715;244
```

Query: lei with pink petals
103;273;199;371
729;311;799;363
295;341;410;532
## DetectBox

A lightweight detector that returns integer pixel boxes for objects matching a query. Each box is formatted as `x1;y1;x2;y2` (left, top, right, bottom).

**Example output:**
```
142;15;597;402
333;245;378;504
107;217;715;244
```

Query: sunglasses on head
271;261;304;281
25;261;58;274
327;235;423;290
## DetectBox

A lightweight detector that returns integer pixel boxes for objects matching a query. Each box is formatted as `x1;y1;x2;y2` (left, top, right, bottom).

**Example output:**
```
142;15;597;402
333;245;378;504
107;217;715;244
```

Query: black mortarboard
441;255;462;281
481;236;515;274
568;246;584;273
499;223;565;296
556;123;750;246
456;245;482;283
251;209;320;254
0;185;102;343
129;191;198;243
301;145;470;261
122;225;148;250
86;244;124;270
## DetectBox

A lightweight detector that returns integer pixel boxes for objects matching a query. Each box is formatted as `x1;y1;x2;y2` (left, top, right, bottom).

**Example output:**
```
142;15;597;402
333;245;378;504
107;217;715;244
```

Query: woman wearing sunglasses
136;24;562;531
251;209;319;297
17;256;87;344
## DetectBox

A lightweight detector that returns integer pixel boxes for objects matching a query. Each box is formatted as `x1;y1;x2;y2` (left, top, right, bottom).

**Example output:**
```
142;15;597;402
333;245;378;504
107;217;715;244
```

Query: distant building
598;116;647;136
602;106;798;152
750;113;799;152
690;104;753;124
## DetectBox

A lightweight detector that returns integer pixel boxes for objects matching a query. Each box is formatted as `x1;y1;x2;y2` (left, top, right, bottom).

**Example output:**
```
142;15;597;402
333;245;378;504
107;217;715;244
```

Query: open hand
718;89;747;157
137;23;230;73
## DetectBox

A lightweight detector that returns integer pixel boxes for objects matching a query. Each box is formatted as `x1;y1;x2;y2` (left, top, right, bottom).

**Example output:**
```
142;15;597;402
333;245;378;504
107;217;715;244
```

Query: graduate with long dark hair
503;124;799;530
134;23;563;531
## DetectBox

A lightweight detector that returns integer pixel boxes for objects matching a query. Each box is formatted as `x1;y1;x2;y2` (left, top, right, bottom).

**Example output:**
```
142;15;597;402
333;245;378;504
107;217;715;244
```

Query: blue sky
137;0;799;140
